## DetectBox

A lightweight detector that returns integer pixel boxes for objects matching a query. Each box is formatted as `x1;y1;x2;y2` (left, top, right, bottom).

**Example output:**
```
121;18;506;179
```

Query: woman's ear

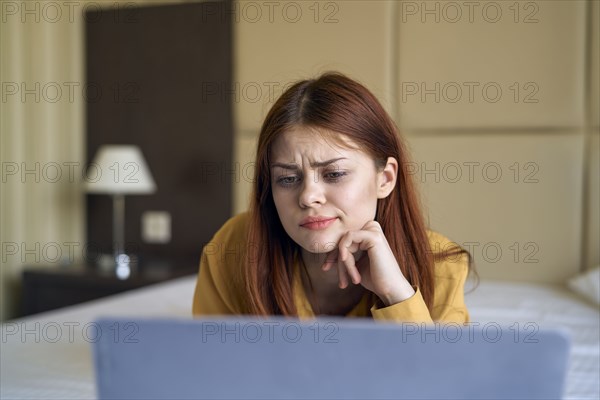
377;157;398;199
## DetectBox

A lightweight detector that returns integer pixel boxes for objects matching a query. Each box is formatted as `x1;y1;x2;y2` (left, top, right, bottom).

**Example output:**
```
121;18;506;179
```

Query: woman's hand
322;220;416;307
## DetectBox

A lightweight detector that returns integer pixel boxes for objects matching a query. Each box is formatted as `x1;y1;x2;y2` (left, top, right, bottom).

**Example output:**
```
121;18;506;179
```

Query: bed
1;275;598;400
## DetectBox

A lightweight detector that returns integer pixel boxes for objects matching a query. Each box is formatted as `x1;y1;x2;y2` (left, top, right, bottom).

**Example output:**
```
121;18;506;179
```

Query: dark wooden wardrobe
85;1;233;271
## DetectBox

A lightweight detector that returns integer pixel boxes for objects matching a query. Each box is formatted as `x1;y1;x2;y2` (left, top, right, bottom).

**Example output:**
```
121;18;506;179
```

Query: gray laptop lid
92;317;570;399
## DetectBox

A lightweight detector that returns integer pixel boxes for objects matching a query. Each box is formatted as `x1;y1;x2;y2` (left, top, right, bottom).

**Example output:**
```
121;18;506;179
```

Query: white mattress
465;280;600;399
1;276;598;399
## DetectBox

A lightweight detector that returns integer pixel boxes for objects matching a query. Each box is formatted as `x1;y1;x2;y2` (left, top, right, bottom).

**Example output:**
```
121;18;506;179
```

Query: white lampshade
86;145;156;194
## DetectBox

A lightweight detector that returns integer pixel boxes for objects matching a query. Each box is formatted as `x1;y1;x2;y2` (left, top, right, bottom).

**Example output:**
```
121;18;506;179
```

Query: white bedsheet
1;276;598;399
465;280;600;400
1;276;195;400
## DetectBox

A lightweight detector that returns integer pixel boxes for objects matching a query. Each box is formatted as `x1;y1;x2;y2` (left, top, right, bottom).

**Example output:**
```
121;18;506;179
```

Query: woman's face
270;126;394;254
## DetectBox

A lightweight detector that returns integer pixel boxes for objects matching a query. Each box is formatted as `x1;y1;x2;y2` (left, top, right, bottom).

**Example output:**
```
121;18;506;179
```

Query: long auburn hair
244;72;467;316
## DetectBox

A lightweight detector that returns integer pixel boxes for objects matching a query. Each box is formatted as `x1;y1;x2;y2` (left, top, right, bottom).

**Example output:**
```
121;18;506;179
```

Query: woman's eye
324;171;347;182
276;175;299;186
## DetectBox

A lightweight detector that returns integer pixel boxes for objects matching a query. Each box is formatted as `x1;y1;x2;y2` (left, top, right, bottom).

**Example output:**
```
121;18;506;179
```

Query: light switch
142;211;171;244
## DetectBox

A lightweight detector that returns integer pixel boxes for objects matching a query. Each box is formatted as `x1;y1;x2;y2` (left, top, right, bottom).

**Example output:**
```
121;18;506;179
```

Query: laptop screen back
92;317;570;399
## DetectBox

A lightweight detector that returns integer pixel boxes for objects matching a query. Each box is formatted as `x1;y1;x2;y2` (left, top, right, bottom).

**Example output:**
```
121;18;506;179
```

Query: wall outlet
142;211;171;244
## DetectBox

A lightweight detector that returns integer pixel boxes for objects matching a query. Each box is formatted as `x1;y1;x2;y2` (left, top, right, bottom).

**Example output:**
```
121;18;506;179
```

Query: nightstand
21;262;197;316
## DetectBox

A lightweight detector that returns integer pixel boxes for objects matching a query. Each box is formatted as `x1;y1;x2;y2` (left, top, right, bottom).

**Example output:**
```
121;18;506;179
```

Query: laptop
92;316;570;399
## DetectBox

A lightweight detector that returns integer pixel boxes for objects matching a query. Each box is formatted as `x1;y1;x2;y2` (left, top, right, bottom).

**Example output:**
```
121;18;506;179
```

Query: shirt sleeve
369;252;470;324
192;214;250;317
192;248;237;316
369;286;433;323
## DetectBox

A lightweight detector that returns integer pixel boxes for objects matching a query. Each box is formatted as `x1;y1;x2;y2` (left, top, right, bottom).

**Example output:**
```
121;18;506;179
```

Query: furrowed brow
310;157;347;168
270;162;299;170
270;158;347;169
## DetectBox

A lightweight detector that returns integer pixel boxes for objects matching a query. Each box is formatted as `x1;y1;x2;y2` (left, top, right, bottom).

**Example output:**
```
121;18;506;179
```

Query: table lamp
86;145;156;277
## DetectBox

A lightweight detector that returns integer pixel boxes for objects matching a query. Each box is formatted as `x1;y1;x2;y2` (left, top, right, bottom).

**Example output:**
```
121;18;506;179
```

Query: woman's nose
298;173;326;208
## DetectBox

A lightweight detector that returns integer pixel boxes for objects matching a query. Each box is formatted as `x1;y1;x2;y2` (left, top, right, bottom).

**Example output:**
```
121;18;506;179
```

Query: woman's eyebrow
271;157;347;169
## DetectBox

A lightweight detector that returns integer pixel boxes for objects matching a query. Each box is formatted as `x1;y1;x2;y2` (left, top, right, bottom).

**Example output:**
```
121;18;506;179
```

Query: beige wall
1;1;88;321
1;0;598;320
585;0;600;271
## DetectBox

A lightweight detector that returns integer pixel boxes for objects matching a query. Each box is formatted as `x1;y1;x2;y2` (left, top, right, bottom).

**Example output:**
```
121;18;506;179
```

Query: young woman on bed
192;72;472;323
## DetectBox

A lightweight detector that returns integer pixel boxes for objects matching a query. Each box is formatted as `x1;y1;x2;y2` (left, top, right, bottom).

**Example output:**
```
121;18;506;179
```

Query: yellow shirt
192;213;470;323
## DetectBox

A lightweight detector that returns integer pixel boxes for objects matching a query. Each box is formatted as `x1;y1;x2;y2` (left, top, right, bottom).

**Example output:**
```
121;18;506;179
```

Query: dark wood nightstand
21;262;197;316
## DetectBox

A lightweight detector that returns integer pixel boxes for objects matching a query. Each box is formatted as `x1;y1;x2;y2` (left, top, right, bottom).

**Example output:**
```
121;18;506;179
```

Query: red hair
244;72;466;316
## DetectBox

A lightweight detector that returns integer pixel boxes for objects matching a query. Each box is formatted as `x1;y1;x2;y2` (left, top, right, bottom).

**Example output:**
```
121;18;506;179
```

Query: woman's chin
285;228;344;254
297;237;341;254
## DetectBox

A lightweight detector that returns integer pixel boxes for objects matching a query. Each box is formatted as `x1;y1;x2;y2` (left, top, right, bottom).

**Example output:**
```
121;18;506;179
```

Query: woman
193;72;472;323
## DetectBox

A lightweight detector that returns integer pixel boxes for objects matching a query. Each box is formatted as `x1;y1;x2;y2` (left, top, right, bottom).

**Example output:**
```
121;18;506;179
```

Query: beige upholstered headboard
408;132;586;283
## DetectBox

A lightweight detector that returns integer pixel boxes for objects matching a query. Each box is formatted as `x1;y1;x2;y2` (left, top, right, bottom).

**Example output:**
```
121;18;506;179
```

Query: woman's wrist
378;281;416;307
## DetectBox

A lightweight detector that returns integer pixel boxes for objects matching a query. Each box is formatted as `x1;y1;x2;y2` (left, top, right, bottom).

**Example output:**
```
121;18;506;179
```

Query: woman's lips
299;217;338;230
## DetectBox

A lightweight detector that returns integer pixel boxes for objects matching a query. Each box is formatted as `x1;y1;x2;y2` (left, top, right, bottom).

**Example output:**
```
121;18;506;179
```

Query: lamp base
96;253;139;280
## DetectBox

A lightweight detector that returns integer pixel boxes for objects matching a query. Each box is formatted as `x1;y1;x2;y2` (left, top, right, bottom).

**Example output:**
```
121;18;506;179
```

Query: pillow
567;266;600;306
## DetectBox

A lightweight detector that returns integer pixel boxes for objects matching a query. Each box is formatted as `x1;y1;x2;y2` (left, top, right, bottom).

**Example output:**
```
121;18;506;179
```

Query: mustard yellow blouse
192;213;470;323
